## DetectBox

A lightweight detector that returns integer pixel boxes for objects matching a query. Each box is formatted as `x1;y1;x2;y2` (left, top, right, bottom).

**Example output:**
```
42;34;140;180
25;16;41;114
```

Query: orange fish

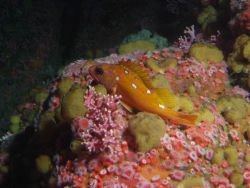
89;60;197;127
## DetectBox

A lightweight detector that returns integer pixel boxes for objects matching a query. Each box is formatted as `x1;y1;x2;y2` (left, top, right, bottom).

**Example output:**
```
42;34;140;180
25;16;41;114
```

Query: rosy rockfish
89;60;197;127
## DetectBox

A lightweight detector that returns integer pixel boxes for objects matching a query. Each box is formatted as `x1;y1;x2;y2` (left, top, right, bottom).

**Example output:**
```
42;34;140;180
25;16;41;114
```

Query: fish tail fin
163;109;197;128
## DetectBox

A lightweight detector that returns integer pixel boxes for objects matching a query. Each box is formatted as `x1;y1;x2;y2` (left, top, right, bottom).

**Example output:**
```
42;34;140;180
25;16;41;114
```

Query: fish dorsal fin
119;60;154;88
154;88;177;109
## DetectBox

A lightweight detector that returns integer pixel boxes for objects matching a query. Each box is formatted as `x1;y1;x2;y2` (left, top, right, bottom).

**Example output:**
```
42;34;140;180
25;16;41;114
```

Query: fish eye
95;67;104;75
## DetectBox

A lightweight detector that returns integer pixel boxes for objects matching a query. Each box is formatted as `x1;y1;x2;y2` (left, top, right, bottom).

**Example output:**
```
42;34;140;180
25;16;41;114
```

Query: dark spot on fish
95;67;104;75
90;79;99;86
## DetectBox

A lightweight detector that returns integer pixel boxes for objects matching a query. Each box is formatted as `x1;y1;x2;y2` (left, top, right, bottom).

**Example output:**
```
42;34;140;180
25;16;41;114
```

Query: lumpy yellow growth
195;108;214;124
57;78;74;97
177;176;204;188
70;139;82;154
224;146;238;165
118;40;155;54
228;34;250;74
94;84;107;96
150;74;171;89
145;58;165;73
187;84;196;96
35;155;52;174
159;57;178;69
128;112;166;152
243;40;250;60
212;148;224;165
216;96;250;125
61;86;87;120
230;172;244;186
145;57;178;73
175;96;194;113
190;43;224;64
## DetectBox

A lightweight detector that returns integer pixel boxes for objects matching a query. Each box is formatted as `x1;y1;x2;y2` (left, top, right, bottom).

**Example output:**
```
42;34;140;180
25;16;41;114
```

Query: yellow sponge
118;40;155;54
190;43;224;64
35;155;52;174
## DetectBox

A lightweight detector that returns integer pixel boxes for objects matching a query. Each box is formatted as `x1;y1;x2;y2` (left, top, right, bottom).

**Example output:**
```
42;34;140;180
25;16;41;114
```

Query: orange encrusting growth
89;60;197;127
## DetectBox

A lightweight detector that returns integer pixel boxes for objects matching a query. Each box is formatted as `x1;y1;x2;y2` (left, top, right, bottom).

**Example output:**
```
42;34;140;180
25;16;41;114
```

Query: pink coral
56;160;87;187
240;6;250;32
231;86;249;98
71;87;127;153
176;25;198;51
171;58;228;98
210;175;231;187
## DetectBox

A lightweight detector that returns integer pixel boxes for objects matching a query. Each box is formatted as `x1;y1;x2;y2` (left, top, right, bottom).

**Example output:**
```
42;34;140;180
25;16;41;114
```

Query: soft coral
240;2;250;32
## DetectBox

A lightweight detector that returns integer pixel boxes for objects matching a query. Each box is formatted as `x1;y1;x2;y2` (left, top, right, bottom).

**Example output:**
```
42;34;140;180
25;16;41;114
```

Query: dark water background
0;0;236;126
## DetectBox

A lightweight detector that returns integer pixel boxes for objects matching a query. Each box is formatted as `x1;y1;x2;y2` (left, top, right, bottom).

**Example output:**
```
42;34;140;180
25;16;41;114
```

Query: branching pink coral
56;160;87;187
176;25;198;51
71;87;127;154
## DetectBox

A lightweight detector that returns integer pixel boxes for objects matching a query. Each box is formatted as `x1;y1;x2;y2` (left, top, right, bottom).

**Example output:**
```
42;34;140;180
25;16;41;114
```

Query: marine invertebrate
122;29;168;49
216;95;250;125
118;40;156;54
57;78;74;97
8;115;22;134
128;112;166;152
71;87;127;153
61;85;87;120
175;96;194;113
176;25;198;51
34;90;49;104
240;5;250;32
230;172;244;186
195;108;214;124
172;56;228;99
145;57;178;73
197;5;218;31
93;84;107;96
224;146;238;165
145;58;165;73
35;154;52;174
118;29;169;54
150;74;172;90
212;148;224;165
189;43;224;64
56;159;87;187
177;176;205;188
228;34;250;74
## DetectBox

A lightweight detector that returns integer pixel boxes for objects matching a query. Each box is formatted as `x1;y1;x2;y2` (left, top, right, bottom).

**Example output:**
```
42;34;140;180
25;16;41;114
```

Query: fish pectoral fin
154;88;177;109
120;101;133;113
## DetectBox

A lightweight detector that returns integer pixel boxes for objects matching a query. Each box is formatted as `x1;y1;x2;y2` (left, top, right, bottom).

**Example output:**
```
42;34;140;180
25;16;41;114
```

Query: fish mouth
88;65;101;86
90;79;99;86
